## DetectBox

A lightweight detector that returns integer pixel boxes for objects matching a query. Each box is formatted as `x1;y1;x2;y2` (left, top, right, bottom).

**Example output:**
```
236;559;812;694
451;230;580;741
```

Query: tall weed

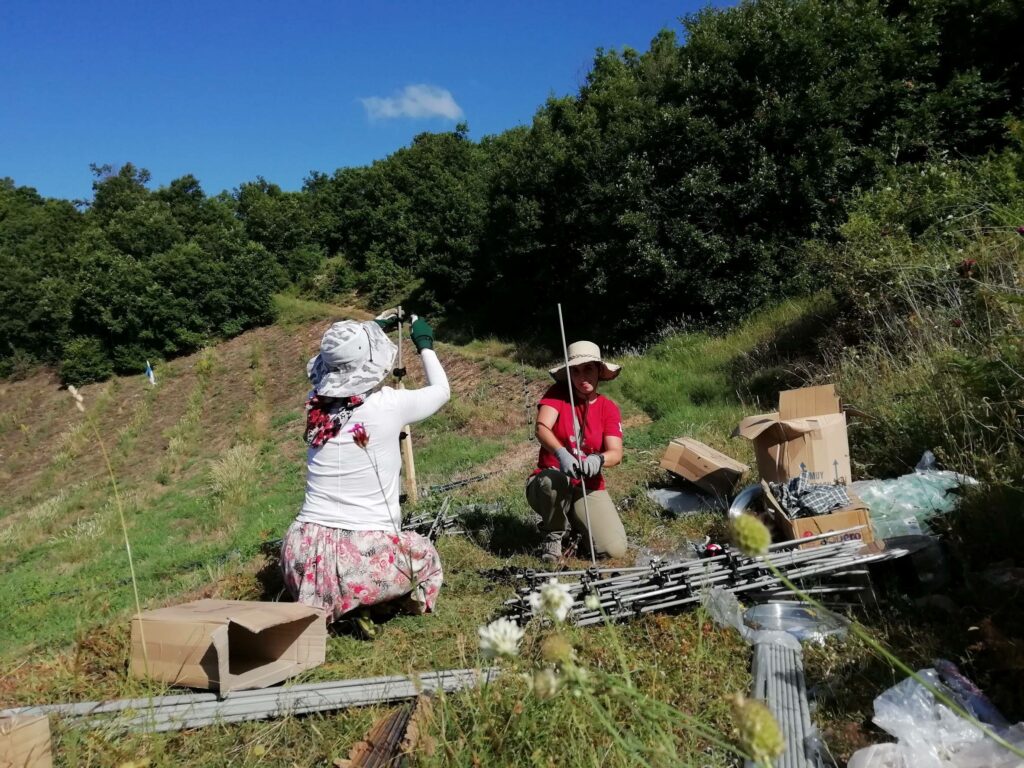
209;443;264;509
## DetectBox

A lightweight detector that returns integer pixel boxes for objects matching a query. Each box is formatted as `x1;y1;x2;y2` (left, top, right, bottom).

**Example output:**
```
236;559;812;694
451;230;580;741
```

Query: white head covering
306;321;397;398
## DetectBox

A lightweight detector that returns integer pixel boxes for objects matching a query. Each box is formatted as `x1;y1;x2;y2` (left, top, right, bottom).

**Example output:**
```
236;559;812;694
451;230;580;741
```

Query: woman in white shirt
281;312;450;629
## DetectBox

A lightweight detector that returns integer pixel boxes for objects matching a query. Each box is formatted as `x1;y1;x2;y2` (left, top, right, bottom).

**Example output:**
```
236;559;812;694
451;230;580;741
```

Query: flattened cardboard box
762;481;874;550
733;384;852;486
130;599;327;694
660;437;749;497
0;715;52;768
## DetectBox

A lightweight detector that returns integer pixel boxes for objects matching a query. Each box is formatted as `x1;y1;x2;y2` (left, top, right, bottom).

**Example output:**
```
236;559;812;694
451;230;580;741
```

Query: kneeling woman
526;341;627;562
281;313;449;623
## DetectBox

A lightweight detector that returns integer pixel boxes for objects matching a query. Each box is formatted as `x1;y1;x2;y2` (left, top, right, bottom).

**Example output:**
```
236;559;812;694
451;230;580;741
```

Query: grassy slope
0;293;927;766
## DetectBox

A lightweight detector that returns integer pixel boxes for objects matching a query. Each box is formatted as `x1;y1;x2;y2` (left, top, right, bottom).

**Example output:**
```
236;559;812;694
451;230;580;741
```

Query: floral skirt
281;521;443;623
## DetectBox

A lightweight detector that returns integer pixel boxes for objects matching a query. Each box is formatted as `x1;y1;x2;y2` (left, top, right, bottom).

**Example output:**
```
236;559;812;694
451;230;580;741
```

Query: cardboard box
130;599;327;694
733;384;852;486
762;481;874;549
660;438;749;497
0;715;52;768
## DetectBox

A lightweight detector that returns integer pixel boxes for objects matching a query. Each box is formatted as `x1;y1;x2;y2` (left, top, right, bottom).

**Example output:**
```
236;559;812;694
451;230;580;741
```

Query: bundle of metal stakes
503;526;907;626
403;497;458;540
403;498;506;541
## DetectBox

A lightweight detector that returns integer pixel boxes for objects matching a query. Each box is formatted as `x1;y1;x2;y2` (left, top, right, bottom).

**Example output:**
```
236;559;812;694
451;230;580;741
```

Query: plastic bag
645;487;721;517
703;588;801;650
850;452;978;539
633;541;699;567
873;668;982;768
849;668;1024;768
704;587;750;639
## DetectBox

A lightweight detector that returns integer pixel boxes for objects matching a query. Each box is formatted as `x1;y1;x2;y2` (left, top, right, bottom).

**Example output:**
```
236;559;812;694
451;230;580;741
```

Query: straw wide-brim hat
549;341;622;382
307;320;397;398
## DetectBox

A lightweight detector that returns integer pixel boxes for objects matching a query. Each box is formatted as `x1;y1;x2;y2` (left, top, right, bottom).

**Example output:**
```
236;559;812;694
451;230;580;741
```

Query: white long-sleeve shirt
297;349;450;531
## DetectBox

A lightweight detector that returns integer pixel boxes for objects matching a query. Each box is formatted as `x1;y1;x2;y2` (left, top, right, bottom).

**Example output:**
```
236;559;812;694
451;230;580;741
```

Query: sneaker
537;532;564;563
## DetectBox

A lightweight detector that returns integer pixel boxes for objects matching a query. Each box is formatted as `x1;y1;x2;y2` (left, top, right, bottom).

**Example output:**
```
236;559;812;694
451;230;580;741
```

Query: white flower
531;667;560;699
477;618;524;659
528;578;574;623
67;385;85;412
584;592;601;611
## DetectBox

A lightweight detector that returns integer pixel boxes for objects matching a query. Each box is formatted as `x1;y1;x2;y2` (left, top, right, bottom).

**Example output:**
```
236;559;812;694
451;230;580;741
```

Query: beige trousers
525;469;627;558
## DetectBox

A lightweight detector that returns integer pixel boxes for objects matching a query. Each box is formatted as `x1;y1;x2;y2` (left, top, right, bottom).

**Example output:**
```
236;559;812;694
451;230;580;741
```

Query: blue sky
2;1;730;202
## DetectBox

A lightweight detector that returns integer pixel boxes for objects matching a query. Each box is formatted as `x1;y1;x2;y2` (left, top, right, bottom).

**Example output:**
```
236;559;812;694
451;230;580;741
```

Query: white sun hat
306;320;397;398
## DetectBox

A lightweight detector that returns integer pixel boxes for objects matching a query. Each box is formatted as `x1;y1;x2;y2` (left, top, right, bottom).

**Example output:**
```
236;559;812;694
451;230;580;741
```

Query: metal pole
556;303;597;567
6;669;496;733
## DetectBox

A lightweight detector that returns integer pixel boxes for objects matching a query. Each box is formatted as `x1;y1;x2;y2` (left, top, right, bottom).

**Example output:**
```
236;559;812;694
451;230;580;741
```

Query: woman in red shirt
526;340;627;562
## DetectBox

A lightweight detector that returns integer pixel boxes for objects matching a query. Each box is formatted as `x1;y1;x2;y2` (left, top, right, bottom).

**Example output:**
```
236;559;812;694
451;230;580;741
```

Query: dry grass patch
209;443;264;508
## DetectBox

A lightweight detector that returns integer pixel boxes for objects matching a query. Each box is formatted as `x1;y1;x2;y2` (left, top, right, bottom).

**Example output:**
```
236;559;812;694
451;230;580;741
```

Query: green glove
409;316;434;352
373;307;405;332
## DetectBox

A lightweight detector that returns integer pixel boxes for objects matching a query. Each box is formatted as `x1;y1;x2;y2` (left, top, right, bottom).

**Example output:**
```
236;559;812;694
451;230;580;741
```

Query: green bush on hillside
60;336;114;386
821;147;1023;483
0;166;278;384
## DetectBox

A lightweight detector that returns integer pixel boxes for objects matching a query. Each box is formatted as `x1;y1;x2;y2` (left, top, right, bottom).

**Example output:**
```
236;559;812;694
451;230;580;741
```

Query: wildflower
67;385;85;413
528;578;574;623
730;514;771;557
531;667;560;699
562;663;590;688
540;633;575;665
350;422;369;448
583;592;601;611
730;694;784;765
957;258;978;279
478;618;524;660
1017;226;1024;236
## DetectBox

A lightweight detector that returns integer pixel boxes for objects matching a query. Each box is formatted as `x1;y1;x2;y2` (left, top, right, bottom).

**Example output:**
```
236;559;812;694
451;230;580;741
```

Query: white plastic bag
849;669;1024;768
872;669;982;768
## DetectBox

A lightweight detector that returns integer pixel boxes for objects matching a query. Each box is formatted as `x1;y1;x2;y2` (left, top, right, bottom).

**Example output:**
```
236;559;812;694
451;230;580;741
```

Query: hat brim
307;322;397;397
549;356;622;383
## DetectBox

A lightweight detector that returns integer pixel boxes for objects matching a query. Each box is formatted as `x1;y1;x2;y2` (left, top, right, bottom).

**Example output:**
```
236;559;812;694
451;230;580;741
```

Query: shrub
60;336;113;386
355;251;415;308
280;244;324;283
0;348;39;381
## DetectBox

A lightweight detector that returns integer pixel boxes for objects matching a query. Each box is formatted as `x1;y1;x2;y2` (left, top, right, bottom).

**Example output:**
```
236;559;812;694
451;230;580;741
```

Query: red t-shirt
534;383;623;491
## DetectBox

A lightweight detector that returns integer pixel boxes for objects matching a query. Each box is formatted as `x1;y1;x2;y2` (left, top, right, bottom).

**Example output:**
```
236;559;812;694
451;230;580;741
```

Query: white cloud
361;84;464;121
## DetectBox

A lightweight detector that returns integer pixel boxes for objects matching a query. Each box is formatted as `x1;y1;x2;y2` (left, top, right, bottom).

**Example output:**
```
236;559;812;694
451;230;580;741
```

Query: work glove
409;315;434;352
374;307;405;331
554;447;581;477
578;453;605;479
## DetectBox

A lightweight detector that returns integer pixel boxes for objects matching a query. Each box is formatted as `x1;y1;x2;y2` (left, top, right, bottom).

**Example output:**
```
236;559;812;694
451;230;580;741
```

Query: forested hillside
0;168;280;384
3;0;1023;384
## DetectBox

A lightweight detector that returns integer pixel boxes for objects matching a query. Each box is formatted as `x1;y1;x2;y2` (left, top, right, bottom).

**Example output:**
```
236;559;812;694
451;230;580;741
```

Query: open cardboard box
0;715;52;768
761;480;874;550
734;384;851;486
130;599;327;694
660;437;749;497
